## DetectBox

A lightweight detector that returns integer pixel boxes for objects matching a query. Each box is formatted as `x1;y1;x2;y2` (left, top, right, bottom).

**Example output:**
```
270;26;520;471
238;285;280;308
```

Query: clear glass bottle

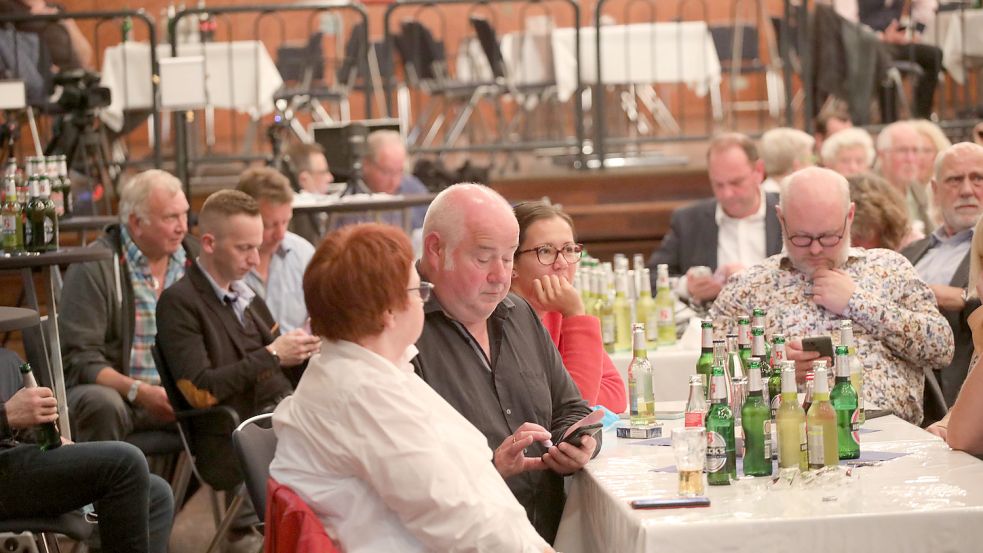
684;374;708;428
806;363;839;469
628;324;656;427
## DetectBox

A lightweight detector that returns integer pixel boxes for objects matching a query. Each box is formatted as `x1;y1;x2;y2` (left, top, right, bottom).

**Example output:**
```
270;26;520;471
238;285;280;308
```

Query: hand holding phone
558;422;602;448
801;335;834;361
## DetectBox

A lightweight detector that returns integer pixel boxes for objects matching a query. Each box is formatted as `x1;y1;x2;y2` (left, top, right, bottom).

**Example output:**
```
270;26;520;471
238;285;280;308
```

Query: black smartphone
865;409;892;420
801;335;834;360
631;497;711;509
558;423;602;448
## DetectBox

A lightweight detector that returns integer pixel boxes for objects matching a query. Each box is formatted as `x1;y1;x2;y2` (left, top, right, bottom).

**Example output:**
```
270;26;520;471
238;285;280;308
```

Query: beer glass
671;427;706;496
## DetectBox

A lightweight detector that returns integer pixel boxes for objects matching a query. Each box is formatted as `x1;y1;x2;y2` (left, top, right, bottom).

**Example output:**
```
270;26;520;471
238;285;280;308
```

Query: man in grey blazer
648;132;783;303
902;142;983;423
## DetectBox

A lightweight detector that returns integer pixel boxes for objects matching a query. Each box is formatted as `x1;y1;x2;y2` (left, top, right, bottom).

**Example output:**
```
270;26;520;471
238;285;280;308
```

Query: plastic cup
671;427;707;497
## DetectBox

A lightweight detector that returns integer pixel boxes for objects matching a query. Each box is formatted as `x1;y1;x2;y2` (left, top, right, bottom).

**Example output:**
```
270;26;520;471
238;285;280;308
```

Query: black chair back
232;413;278;524
469;16;506;80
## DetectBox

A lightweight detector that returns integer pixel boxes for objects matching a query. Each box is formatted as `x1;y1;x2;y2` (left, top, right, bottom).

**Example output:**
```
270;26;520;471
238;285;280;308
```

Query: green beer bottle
695;319;714;399
38;174;58;252
752;307;771;361
628;323;656;427
737;316;752;368
24;175;44;253
2;174;23;255
830;345;860;460
18;363;61;450
705;362;736;485
776;362;807;471
751;326;770;400
840;320;865;424
806;363;838;469
742;358;773;477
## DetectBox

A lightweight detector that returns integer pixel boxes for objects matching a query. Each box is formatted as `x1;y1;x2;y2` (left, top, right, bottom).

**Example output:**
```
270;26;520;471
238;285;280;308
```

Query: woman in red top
511;201;627;413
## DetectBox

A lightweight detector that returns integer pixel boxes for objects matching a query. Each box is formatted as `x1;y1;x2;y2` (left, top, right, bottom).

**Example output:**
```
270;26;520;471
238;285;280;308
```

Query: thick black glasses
782;214;849;248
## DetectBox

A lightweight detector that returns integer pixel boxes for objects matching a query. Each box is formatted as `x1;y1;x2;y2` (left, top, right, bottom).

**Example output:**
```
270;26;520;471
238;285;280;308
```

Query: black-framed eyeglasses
408;281;434;301
782;213;849;248
515;243;584;266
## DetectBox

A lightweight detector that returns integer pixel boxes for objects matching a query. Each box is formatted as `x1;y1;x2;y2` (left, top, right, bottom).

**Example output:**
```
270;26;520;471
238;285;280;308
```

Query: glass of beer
671;427;706;497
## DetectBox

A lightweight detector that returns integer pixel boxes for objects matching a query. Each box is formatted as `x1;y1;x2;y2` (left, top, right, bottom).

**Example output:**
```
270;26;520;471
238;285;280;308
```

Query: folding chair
151;345;241;553
232;413;277;526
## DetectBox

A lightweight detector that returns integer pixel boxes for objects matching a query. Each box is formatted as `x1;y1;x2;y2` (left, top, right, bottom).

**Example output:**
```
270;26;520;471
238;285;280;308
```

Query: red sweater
541;311;627;414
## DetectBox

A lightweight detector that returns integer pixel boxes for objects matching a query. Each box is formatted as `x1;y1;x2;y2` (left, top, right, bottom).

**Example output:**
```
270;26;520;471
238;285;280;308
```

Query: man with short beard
903;143;983;422
711;167;953;425
877;121;934;237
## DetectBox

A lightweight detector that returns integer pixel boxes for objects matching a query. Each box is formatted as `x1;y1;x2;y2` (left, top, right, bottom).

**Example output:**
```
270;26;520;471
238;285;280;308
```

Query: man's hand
533;274;585;318
926;421;948;441
786;339;828;384
135;384;175;423
930;284;966;312
811;268;856;315
270;329;322;366
493;422;551;479
542;434;596;475
687;275;723;303
715;263;745;281
4;387;58;429
881;19;910;45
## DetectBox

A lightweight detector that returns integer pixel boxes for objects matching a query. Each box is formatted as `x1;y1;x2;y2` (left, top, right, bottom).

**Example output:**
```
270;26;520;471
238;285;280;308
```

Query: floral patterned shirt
711;247;954;425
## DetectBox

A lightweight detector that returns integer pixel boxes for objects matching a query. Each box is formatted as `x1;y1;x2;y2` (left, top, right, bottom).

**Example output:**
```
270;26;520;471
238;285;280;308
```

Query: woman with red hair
269;223;552;553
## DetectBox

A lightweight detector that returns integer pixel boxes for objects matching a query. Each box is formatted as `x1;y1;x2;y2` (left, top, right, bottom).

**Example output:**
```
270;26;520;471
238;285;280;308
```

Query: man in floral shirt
712;166;953;424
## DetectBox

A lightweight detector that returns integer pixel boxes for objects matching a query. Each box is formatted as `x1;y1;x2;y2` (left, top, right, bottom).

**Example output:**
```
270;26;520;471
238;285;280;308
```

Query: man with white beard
903;143;983;423
711;167;953;425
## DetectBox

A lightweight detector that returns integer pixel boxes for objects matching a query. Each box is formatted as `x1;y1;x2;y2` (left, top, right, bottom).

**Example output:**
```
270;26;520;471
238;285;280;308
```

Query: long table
554;412;983;552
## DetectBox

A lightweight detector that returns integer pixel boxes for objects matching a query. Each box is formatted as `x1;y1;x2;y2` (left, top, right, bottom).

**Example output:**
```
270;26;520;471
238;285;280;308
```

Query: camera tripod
44;109;119;216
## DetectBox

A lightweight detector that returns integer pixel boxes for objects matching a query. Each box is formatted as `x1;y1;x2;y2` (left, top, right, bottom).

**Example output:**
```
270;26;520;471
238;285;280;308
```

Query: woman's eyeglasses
408;281;434;302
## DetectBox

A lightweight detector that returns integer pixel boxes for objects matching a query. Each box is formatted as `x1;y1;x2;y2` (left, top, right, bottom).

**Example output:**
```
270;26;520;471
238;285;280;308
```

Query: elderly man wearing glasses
711;166;953;425
510;200;626;414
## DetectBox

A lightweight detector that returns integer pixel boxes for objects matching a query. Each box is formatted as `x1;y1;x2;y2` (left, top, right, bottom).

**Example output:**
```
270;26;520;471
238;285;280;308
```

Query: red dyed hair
303;224;414;341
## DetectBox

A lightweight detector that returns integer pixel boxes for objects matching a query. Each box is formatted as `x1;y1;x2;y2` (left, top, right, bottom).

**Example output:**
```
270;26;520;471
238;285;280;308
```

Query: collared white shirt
676;191;768;299
269;340;549;553
245;231;315;332
914;227;973;286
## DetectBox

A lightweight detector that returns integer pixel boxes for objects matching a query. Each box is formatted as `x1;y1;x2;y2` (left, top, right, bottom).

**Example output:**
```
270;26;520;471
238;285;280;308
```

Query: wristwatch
267;345;280;366
126;380;142;403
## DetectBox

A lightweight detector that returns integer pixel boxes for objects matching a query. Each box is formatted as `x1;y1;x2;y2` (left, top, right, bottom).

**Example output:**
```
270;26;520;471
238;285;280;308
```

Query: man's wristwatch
268;346;280;365
126;380;142;403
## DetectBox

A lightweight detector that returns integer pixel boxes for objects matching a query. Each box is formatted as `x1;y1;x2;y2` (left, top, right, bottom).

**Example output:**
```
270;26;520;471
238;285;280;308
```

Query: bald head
421;183;519;326
780;167;851;213
779;167;854;277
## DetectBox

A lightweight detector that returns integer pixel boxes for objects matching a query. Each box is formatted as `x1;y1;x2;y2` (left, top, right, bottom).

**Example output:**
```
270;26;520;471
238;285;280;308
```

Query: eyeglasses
782;214;849;248
408;281;434;302
515;243;584;266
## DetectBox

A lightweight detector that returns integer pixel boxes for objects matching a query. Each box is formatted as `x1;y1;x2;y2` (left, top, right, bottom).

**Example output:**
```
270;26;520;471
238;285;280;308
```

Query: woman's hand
533;274;585;318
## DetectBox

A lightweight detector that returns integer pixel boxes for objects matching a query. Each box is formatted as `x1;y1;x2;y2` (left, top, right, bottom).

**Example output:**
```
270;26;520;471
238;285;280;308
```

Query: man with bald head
903;143;983;420
712;167;953;425
411;183;595;544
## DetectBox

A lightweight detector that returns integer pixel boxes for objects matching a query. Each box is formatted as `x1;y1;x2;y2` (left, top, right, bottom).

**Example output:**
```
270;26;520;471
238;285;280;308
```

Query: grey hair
934;142;983;182
912;119;952;153
119;170;183;224
422;183;513;263
875;120;917;152
820;127;876;168
780;166;851;213
760;127;815;177
364;130;405;163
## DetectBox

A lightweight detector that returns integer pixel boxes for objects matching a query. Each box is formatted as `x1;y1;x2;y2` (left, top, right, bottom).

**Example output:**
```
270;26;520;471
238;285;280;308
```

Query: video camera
52;69;111;113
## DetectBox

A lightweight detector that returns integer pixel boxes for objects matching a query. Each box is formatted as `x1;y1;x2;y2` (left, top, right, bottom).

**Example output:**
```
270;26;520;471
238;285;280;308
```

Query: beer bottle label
685;411;703;428
770;394;781;419
762;420;772;460
706;431;727;472
1;213;14;234
658;307;672;323
850;409;861;445
23;222;31;247
646;313;658;341
799;422;807;452
807;426;824;465
601;316;615;344
43;218;53;244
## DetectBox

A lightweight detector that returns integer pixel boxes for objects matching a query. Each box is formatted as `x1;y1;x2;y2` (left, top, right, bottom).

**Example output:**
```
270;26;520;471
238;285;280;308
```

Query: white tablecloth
922;9;983;85
551;21;722;102
555;414;983;552
99;40;283;131
611;342;701;404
